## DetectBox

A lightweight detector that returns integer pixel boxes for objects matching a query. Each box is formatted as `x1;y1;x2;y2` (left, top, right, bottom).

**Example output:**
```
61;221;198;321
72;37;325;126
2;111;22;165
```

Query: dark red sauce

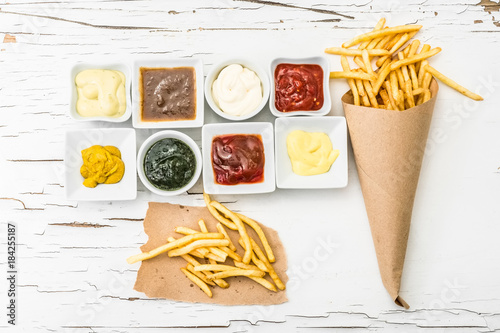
211;134;265;185
274;63;324;112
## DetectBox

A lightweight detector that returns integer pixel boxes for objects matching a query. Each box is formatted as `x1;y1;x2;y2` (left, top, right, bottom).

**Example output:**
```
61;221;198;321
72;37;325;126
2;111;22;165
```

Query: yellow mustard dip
80;145;125;188
286;130;339;176
75;69;126;117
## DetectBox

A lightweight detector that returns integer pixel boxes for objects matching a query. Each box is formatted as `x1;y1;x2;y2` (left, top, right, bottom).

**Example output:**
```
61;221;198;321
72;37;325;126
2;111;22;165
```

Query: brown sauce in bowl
140;67;196;122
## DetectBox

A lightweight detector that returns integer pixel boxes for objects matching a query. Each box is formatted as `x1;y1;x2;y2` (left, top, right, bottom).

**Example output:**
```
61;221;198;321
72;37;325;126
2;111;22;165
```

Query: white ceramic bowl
205;58;270;121
275;116;348;189
269;56;331;117
69;62;132;122
202;122;275;195
65;128;137;201
137;130;202;196
132;58;204;129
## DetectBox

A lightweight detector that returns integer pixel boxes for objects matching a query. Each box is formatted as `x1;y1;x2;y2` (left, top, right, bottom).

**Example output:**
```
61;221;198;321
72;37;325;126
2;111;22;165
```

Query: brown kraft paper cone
342;80;439;309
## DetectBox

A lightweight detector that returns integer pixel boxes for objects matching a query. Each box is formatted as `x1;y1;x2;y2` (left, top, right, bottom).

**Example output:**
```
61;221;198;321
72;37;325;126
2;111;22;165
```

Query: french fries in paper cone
342;80;439;308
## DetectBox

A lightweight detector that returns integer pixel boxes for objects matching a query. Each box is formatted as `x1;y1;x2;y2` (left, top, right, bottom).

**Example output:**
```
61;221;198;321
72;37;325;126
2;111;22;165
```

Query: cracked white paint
1;0;500;332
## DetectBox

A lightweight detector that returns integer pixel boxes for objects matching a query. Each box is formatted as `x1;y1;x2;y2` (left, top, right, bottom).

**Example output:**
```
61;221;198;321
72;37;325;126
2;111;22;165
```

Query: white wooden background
1;0;500;332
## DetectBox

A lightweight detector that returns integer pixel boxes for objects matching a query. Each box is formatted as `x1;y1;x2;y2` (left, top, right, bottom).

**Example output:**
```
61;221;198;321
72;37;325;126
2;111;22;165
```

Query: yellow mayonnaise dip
75;69;126;117
286;130;339;176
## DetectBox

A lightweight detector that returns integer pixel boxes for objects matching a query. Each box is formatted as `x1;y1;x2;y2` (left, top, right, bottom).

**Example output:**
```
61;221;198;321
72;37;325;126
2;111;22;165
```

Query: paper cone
342;80;439;309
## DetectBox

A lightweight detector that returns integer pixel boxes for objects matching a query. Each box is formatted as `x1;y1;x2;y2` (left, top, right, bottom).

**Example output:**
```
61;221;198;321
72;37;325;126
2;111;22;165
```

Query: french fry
423;65;483;101
341;55;360;106
366;36;384;51
342;24;422;48
412;87;424;95
404;80;416;108
353;56;367;72
189;249;206;258
249;239;286;290
390;47;442;71
248;277;278;292
384;81;400;111
195;264;240;272
127;233;224;264
203;193;237;230
418;60;429;87
207;247;228;261
210;201;252;264
233;260;262;271
363;80;379;108
329;71;376;81
167;236;210;258
423;89;432;103
361;49;375;76
181;267;212;298
325;47;390;57
219;246;242;261
371;61;393;94
384;33;402;51
175;226;198;235
389;71;400;109
198;219;208;233
355;78;371;107
216;223;237;251
375;34;394;50
379;89;394;110
251;252;269;272
415;44;431;73
167;239;230;257
239;238;269;272
236;213;276;263
205;269;266;280
208;259;230;288
408;40;420;90
205;252;226;262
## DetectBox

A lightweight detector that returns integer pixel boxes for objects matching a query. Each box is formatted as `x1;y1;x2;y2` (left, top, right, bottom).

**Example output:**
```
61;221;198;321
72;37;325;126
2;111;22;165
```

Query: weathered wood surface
1;0;500;331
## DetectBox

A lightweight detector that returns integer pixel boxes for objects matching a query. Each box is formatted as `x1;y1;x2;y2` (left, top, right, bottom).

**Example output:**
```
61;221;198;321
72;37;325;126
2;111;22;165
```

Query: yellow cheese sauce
286;130;339;176
75;69;126;117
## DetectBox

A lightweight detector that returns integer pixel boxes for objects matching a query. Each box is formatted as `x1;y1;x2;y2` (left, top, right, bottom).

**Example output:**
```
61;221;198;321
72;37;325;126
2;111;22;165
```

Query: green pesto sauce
144;138;196;191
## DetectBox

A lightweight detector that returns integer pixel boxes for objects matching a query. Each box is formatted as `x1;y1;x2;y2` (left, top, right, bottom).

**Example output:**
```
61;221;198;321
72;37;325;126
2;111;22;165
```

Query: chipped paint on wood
3;33;16;43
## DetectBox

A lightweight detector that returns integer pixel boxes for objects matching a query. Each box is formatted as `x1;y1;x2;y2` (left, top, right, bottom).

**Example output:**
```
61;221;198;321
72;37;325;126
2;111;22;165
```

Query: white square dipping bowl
202;122;275;195
275;116;347;189
65;128;137;201
269;56;331;117
132;58;204;129
69;62;132;122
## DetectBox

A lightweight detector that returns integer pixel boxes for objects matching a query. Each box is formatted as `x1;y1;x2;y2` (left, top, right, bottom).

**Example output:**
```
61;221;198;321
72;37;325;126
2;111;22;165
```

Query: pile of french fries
325;18;483;110
127;193;285;298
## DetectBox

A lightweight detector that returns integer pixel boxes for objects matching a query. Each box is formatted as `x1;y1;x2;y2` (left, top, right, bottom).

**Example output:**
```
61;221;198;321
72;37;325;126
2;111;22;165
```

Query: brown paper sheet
342;80;439;309
133;202;288;305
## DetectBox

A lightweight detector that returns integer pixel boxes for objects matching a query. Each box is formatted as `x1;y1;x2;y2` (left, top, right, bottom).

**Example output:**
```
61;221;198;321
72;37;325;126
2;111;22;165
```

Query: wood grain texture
1;0;500;332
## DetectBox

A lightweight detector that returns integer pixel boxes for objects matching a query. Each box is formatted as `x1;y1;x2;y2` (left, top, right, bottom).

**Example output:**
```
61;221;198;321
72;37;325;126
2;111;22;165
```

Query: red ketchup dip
274;63;324;112
211;134;265;185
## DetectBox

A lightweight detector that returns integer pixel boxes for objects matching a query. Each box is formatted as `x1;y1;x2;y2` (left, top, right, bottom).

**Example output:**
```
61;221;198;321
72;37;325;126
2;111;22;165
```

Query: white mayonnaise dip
212;64;263;117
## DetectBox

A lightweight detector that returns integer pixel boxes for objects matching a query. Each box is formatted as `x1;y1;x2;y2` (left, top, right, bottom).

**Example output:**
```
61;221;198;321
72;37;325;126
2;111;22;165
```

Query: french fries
127;194;285;298
325;20;483;109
